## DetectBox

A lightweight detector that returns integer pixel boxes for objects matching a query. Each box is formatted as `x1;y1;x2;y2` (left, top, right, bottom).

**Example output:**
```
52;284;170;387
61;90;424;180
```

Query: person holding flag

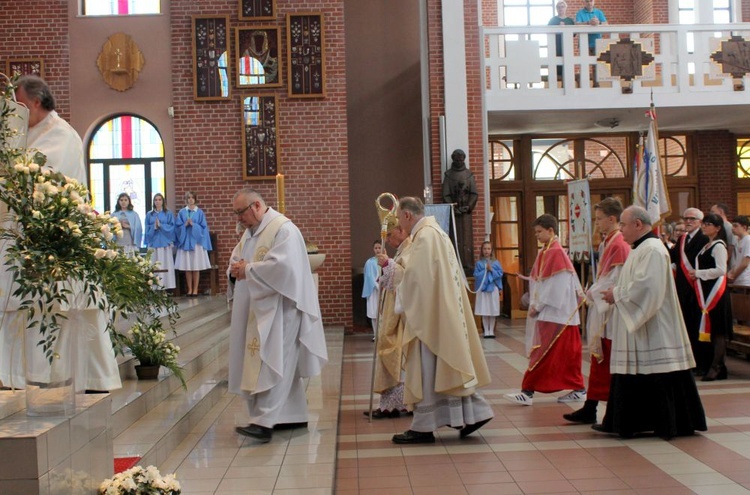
687;213;733;381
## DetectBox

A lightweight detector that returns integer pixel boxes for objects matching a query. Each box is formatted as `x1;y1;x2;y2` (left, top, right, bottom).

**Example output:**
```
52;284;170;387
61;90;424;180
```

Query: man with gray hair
14;75;85;183
594;206;706;439
228;188;328;443
670;207;710;374
391;196;493;444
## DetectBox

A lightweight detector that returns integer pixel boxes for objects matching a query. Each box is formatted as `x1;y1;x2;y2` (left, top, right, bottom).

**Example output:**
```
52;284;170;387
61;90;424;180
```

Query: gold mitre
384;214;399;232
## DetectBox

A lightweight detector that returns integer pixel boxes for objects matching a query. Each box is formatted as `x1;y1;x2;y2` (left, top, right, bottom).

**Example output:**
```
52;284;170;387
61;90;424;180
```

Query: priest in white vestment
596;206;706;439
391;197;493;444
228;189;327;443
1;76;121;392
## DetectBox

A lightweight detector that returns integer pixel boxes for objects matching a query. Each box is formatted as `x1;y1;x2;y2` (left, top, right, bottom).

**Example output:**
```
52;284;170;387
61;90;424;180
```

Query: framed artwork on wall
192;15;231;101
286;13;326;98
241;94;279;180
235;27;282;89
6;58;44;79
239;0;275;21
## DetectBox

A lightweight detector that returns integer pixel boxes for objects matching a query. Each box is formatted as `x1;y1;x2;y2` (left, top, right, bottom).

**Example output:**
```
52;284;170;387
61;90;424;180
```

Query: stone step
110;298;231;438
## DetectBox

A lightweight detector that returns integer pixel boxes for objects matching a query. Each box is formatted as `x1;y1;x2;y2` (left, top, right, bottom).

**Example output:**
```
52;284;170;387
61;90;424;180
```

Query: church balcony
483;23;750;135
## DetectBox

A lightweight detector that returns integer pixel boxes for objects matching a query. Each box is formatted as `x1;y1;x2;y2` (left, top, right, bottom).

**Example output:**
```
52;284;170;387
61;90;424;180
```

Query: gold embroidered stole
241;214;290;393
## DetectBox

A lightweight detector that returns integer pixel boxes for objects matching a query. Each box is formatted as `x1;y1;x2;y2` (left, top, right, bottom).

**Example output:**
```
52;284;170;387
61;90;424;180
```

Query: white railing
483;23;750;111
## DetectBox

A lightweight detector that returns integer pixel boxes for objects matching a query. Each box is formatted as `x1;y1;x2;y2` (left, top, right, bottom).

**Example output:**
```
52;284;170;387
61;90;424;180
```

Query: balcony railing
483;23;750;111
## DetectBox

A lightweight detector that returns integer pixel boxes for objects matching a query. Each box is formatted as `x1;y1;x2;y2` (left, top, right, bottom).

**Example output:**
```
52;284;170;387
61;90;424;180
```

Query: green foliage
1;83;182;385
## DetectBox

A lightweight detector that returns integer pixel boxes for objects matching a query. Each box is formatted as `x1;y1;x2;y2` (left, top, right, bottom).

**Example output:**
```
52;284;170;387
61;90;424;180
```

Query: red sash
695;240;728;342
678;234;695;283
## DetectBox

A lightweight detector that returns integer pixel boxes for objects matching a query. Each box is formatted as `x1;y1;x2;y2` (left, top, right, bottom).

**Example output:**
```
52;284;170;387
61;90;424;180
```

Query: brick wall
170;0;351;328
1;1;71;121
695;130;736;215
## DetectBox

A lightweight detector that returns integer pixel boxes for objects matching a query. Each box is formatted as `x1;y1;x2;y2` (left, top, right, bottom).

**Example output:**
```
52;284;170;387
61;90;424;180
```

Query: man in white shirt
729;215;750;286
711;203;737;267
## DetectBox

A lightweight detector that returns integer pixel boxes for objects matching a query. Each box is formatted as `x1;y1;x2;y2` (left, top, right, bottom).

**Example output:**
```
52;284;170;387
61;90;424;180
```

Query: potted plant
114;318;185;387
99;465;181;495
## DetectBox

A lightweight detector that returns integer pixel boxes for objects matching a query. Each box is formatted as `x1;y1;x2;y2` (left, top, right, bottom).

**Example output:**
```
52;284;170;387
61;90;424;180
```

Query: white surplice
227;208;327;427
0;111;121;391
610;237;695;375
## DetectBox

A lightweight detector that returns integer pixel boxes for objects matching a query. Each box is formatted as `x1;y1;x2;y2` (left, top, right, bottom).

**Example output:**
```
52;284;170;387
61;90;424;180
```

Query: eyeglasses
232;203;253;216
683;216;699;221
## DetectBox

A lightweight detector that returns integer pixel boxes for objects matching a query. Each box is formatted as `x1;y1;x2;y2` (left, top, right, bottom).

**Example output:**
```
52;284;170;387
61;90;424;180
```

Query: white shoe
504;392;533;406
557;390;586;403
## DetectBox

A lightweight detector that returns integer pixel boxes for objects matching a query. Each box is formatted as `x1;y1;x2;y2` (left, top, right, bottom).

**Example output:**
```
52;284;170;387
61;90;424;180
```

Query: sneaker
557;390;586;403
504;392;533;406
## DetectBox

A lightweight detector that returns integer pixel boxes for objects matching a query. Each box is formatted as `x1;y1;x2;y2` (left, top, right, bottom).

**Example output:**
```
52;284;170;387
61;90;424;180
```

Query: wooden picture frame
239;0;275;21
6;58;44;79
241;94;279;180
286;13;326;98
192;15;231;101
235;27;282;89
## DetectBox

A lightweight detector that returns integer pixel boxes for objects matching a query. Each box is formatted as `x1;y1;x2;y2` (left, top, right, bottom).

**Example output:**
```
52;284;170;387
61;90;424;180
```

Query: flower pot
135;364;161;380
24;326;76;417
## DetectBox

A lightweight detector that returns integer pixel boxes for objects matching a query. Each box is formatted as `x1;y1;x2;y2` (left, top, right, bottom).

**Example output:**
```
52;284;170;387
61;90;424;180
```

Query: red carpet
114;456;141;474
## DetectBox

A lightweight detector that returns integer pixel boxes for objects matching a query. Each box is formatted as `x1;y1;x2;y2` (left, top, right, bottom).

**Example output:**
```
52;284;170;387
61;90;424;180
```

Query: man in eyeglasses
227;188;328;444
670;207;711;375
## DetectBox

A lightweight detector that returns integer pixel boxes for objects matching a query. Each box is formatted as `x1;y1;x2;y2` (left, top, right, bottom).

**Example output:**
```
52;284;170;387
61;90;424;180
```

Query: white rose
104;232;113;241
13;163;25;172
105;249;118;259
32;210;42;219
28;162;40;172
60;198;68;205
32;191;45;202
94;249;107;259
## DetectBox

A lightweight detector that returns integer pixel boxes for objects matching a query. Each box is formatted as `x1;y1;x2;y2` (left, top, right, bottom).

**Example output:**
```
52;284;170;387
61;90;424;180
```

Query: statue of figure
442;149;478;274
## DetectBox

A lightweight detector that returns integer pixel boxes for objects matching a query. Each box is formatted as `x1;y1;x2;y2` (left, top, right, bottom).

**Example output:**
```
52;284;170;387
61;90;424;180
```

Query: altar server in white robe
596;206;706;439
0;75;121;392
228;188;328;443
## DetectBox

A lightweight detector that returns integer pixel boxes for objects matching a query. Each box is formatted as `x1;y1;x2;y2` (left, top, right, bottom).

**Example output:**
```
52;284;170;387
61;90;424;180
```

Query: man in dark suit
670;207;710;374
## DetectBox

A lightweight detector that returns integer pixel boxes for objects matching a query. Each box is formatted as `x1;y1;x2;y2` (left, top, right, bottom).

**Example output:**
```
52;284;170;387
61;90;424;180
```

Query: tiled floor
151;316;750;495
337;319;750;495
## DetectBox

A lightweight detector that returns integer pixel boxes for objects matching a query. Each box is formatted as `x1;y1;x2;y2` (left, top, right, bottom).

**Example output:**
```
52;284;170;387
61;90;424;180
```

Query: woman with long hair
690;213;733;381
113;192;142;257
473;241;503;338
175;191;212;296
144;193;176;290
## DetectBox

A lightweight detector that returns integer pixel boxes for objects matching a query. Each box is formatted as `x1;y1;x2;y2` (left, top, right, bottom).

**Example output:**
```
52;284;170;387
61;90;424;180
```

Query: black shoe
363;409;400;419
563;408;596;424
483;335;496;339
392;430;435;444
274;422;308;430
692;368;706;377
235;424;273;443
459;417;492;438
717;365;728;380
591;423;612;434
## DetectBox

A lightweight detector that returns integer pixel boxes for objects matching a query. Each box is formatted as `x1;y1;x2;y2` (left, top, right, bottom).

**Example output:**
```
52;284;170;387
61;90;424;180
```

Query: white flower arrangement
99;465;181;495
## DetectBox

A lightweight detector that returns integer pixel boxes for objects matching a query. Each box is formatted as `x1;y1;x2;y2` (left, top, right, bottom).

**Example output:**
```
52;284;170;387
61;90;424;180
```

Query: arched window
87;114;166;247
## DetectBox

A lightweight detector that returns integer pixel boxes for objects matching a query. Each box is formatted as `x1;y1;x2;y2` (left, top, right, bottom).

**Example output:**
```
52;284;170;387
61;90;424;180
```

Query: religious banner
567;179;592;262
192;16;230;100
633;106;671;225
287;13;326;98
241;94;279;180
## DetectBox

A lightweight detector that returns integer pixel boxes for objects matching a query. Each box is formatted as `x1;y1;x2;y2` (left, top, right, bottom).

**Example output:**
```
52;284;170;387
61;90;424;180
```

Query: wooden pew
728;285;750;357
